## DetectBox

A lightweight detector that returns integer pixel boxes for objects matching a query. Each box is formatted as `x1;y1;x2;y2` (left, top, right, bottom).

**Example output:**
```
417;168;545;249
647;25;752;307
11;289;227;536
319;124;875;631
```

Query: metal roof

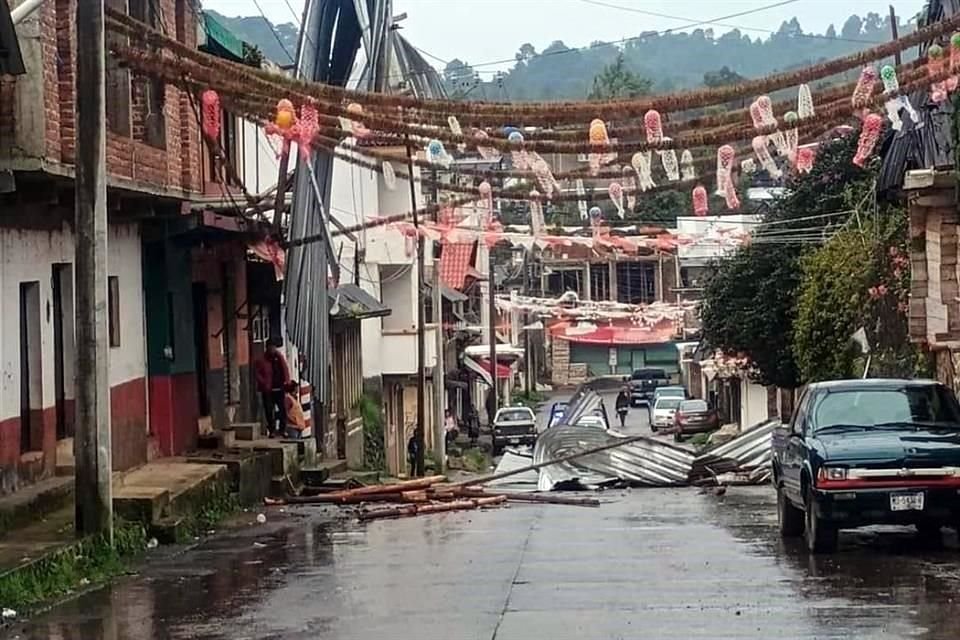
0;0;25;76
329;282;391;320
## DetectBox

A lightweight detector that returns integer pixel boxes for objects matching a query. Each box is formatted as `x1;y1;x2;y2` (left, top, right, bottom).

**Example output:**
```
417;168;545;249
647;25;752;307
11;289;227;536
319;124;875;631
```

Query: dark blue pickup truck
772;378;960;553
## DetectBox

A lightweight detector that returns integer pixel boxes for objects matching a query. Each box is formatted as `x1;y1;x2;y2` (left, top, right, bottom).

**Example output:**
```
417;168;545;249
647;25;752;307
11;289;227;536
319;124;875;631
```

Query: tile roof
438;242;476;290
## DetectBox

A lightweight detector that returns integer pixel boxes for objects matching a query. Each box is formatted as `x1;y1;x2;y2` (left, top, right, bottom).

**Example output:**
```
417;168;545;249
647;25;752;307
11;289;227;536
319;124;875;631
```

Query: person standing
615;386;630;429
254;337;291;437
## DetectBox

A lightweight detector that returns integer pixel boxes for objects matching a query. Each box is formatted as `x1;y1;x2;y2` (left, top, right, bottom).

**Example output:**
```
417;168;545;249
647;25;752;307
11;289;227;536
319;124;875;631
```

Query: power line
252;0;295;64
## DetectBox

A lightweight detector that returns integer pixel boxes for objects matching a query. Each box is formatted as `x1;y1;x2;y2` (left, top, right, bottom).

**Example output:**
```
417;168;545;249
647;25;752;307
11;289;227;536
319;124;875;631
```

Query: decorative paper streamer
692;185;708;217
853;114;884;167
880;64;920;131
529;191;546;237
851;66;877;117
796;147;815;174
474;130;499;160
680;150;696;181
201;89;221;140
427;138;453;168
576;179;588;220
508;130;529;170
622;166;637;211
716;145;740;210
588;119;615;175
608;182;625;218
297;103;319;158
382;160;397;190
783;111;799;163
752;135;782;179
797;84;815;119
927;44;949;103
751;96;789;157
631;152;656;191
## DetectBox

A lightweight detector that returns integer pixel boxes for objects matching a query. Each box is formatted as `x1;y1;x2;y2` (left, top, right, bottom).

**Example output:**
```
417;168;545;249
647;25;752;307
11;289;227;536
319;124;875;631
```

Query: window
811;386;960;430
108;276;120;348
105;0;131;135
143;79;167;148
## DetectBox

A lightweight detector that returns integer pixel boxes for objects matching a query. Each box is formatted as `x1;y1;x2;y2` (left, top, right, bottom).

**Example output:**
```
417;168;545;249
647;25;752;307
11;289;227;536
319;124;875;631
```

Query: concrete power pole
432;258;445;470
75;0;113;538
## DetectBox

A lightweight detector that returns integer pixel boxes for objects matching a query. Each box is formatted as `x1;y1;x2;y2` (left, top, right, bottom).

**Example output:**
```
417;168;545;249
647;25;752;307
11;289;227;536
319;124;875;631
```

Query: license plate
890;492;925;511
509;437;520;444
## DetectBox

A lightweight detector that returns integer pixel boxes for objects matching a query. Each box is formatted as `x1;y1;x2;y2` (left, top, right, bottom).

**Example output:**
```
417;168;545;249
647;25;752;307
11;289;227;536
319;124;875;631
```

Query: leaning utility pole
405;135;426;476
488;259;498;420
75;0;113;539
431;169;445;470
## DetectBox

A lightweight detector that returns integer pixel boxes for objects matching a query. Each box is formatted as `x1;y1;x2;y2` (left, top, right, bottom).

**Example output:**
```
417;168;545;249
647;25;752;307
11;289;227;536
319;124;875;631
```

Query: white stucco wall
0;223;146;423
740;378;770;429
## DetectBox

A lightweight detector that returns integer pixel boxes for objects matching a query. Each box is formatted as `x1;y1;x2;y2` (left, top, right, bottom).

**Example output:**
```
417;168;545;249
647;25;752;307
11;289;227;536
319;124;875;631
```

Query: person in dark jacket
254;337;291;437
615;386;630;429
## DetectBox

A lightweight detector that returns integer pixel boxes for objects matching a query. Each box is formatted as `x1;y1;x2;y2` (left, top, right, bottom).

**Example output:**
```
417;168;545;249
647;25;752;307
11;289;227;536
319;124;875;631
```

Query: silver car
651;397;682;432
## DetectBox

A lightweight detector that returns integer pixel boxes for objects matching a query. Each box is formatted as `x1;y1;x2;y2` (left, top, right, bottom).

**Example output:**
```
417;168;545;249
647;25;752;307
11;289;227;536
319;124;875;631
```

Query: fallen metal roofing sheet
689;420;778;483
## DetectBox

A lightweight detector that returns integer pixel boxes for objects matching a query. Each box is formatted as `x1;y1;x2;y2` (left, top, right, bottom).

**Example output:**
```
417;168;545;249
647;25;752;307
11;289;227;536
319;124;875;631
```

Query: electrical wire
252;0;295;64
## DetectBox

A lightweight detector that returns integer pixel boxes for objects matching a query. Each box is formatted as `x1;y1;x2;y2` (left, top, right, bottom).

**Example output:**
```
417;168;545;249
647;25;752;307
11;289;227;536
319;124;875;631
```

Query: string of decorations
103;7;960;125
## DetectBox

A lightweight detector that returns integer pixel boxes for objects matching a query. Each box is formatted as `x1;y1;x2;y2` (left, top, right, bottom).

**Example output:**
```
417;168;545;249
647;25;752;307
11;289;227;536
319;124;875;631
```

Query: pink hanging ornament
680;150;695;181
297;102;319;158
201;90;221;140
851;66;877;118
588;119;615;175
529;191;546;237
853;114;884;167
622;166;637;211
265;99;299;156
478;180;493;227
949;33;960;92
927;44;949;103
751;96;789;157
345;103;371;138
474;130;499;160
644;110;678;181
631;152;656;191
692;185;708;217
752;135;781;178
796;146;815;174
608;182;625;219
716;145;739;210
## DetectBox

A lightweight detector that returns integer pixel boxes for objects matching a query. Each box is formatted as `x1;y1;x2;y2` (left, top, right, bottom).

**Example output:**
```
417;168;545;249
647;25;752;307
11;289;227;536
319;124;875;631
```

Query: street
9;395;960;640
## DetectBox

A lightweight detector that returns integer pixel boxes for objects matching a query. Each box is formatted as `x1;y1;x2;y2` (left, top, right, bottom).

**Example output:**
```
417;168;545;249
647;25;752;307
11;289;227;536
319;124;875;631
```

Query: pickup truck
492;406;538;455
627;368;670;407
772;378;960;553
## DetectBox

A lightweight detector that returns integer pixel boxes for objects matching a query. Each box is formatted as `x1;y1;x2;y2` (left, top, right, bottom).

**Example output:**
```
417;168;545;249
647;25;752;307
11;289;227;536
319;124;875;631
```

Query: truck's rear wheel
777;485;804;538
804;489;838;553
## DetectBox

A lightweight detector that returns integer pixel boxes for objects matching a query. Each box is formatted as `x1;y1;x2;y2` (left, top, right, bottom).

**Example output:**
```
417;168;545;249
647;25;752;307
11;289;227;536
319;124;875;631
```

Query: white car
575;415;608;430
651;397;682;433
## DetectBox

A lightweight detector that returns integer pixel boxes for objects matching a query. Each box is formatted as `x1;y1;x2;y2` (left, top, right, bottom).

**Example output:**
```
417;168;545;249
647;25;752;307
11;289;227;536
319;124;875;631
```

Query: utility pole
488;259;498;422
405;135;425;476
890;6;901;66
431;169;445;470
75;0;112;539
523;254;531;396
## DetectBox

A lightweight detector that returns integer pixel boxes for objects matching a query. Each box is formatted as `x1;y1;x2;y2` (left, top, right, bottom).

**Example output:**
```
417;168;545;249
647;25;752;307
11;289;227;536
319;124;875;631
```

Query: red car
673;399;720;441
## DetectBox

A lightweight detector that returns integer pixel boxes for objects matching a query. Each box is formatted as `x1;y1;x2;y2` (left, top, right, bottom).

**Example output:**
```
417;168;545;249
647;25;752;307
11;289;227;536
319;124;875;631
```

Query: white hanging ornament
631;152;656;191
680;150;696;181
750;96;790;157
880;64;921;131
752;135;782;179
608;182;625;219
448;116;465;152
530;153;559;199
508;131;529;170
426;139;452;168
716;145;740;210
529;190;546;237
740;158;757;175
784;111;799;164
576;179;588;220
622;166;637;211
474;130;499;160
382;160;397;190
797;84;815;119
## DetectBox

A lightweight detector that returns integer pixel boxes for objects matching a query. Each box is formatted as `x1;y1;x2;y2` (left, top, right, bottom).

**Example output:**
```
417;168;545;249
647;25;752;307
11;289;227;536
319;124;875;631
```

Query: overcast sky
201;0;926;74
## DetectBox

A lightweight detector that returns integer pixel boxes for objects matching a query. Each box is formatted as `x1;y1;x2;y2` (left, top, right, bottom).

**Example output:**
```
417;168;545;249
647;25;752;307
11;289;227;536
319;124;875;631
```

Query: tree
515;43;537;65
587;53;653;100
702;66;746;88
825;24;838;40
841;15;863;40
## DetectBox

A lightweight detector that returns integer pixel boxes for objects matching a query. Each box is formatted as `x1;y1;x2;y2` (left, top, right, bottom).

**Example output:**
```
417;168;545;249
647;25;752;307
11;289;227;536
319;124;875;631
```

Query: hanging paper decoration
588;119;615;175
474;130;499;160
427;139;453;168
752;135;782;179
644;110;679;181
529;191;546;237
576;179;588;220
297;102;319;159
478;180;494;226
949;33;960;92
692;185;708;217
508;130;529;170
200;90;221;140
750;96;789;157
588;206;603;238
448;116;466;152
853;114;884;167
796;147;815;174
608;182;625;218
631;152;656;191
797;84;815;119
345;103;371;138
927;44;949;103
740;158;757;175
716;145;740;210
880;64;921;131
265;99;299;156
382;161;397;190
530;153;560;199
783;111;799;163
851;66;877;117
622;166;637;211
680;150;695;181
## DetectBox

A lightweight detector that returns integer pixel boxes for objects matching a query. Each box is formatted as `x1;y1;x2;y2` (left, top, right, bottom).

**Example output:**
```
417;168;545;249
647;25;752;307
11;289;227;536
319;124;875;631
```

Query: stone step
112;461;230;526
231;422;262;441
197;429;237;450
230;440;301;494
184;450;273;506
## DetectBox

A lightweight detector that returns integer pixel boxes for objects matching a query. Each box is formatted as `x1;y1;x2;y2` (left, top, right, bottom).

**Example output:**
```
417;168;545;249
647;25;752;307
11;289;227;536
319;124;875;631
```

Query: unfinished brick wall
5;0;203;193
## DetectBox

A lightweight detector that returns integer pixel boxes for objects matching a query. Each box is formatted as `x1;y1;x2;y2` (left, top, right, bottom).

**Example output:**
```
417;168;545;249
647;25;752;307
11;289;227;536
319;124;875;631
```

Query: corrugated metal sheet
689;420;778;483
488;450;538;492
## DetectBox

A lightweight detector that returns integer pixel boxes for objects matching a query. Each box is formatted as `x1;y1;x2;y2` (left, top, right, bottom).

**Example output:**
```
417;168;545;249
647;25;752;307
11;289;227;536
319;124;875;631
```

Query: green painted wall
569;342;680;379
143;240;197;377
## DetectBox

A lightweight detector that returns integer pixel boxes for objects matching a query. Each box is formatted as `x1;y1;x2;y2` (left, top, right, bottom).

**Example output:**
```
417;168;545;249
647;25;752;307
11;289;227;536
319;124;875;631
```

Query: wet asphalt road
10;397;960;639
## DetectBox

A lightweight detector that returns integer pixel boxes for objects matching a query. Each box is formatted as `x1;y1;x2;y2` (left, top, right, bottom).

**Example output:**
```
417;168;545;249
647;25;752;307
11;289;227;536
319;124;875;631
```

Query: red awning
549;320;677;345
477;358;512;379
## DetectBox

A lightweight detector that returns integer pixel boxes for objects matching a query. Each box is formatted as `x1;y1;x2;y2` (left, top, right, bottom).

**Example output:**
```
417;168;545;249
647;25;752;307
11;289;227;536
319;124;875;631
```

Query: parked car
651;397;682;432
628;368;670;407
547;402;569;428
772;379;960;553
575;415;608;430
492;406;538;455
673;399;719;441
654;386;686;403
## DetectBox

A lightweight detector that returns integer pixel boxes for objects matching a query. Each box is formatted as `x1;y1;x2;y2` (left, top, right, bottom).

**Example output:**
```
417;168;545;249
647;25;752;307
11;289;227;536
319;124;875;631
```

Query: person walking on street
254;337;291;437
615;386;630;429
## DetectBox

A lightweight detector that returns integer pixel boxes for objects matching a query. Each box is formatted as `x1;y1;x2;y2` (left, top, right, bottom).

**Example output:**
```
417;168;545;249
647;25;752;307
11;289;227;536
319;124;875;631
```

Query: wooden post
405;135;425;476
432;257;445;470
890;6;901;66
75;0;112;539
